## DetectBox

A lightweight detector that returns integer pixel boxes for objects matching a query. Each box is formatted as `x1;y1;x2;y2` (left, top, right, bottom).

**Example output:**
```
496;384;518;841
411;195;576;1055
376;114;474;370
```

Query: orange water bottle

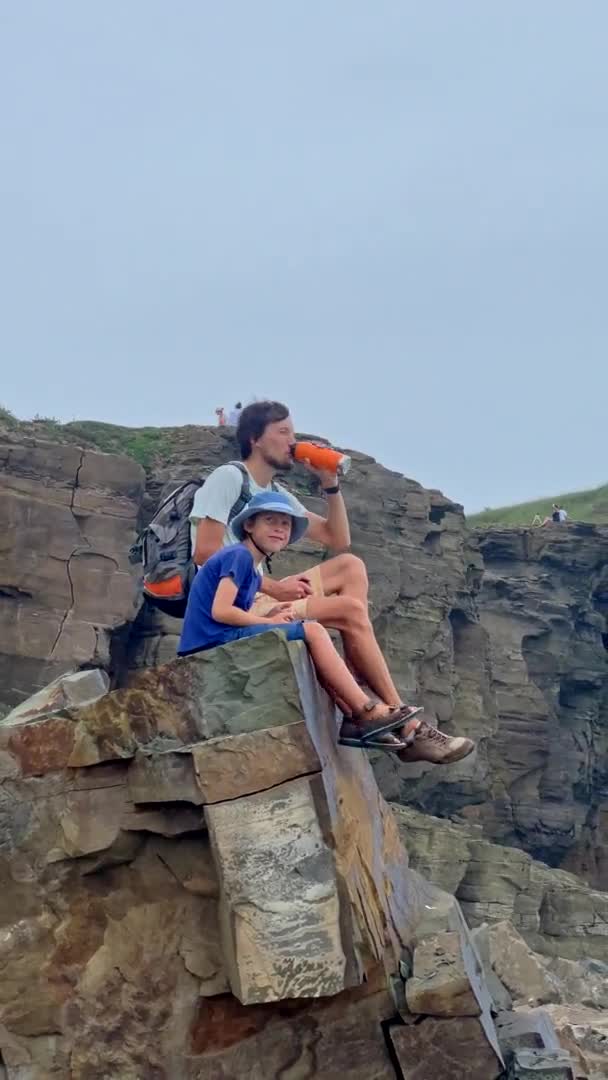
292;442;351;476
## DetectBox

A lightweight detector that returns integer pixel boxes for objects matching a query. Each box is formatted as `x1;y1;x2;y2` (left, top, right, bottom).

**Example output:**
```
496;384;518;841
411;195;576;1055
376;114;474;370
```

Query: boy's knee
304;620;326;643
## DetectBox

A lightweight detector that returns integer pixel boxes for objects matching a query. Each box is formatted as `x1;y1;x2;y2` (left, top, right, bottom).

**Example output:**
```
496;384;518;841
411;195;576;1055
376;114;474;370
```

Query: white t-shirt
558;509;568;522
189;463;308;552
228;408;242;426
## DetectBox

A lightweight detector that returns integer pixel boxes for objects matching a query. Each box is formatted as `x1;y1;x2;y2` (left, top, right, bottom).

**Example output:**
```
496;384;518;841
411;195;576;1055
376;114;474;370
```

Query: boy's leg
302;594;403;707
302;623;407;744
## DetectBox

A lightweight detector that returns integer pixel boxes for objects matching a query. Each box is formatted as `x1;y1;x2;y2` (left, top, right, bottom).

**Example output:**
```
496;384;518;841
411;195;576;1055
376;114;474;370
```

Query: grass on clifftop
0;412;172;470
468;483;608;527
60;421;172;468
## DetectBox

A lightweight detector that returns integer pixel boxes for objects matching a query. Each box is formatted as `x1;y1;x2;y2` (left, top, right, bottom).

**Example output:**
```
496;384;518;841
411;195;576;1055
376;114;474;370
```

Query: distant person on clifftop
215;407;226;426
188;399;474;764
228;402;243;426
540;503;568;526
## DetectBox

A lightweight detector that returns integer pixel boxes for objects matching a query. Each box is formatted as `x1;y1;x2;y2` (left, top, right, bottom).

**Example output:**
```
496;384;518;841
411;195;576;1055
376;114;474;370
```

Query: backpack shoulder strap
227;461;252;523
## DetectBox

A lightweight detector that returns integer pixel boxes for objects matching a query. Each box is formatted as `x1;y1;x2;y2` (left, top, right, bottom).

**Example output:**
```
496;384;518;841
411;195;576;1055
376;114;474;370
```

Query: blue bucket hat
231;490;308;545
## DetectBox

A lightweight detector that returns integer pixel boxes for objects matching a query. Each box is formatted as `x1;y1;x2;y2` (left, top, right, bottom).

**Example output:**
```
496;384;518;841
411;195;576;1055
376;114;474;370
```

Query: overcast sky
1;2;606;512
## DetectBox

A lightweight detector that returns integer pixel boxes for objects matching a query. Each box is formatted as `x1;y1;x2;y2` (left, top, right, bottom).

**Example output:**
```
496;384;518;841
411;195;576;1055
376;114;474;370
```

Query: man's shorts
251;563;325;619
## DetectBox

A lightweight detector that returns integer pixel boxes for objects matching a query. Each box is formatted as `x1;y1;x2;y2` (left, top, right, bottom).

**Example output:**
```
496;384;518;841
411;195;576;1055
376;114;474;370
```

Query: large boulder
0;631;427;1077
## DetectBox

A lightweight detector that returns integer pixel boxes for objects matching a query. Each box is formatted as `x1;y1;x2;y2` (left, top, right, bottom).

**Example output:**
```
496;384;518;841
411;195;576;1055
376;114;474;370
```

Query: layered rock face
2;427;607;883
8;635;597;1079
0;633;428;1078
376;523;608;886
394;806;608;964
0;435;143;716
475;525;608;882
2;427;607;886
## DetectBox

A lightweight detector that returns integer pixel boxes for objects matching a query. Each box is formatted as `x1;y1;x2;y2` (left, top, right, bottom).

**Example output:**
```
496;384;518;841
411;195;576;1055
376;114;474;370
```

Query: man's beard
265;453;293;473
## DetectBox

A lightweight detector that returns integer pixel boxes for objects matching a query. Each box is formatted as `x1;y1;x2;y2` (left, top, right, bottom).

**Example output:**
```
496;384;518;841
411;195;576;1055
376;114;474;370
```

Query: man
541;503;568;526
228;401;243;426
190;400;474;764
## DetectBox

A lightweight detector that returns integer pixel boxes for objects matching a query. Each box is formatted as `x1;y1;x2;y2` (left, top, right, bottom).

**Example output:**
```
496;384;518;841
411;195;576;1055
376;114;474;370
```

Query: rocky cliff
2;422;608;1078
2;424;607;886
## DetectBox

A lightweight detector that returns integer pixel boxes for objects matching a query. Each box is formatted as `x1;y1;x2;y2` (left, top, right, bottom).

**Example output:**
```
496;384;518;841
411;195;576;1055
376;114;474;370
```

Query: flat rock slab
191;721;321;803
127;722;321;807
390;1015;503;1079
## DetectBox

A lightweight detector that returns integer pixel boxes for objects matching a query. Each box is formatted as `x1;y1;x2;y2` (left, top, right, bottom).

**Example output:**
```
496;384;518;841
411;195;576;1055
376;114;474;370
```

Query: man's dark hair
236;400;289;459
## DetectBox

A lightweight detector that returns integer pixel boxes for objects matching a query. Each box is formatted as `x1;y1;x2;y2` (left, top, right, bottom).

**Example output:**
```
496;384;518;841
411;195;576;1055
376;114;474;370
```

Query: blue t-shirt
178;544;261;655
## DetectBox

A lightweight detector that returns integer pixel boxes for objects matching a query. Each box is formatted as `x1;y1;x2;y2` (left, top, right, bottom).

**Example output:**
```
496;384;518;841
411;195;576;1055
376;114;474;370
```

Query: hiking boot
397;719;475;765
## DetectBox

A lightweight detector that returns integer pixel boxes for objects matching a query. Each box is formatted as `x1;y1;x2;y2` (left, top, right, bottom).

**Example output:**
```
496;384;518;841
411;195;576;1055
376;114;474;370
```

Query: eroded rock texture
0;633;428;1078
2;427;608;884
0;436;143;715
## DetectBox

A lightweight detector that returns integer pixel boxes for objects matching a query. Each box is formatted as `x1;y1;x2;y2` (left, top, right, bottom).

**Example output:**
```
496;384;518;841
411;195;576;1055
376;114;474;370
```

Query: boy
179;491;475;759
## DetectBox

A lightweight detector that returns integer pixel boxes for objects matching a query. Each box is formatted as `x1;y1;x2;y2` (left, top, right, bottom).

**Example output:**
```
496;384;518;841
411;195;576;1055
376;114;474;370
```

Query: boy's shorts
250;563;325;619
178;621;306;656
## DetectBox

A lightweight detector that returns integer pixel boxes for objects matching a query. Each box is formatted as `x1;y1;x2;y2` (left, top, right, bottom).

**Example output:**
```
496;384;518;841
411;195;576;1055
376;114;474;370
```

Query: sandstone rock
187;974;398;1079
542;1004;608;1080
545;956;608;1010
404;885;503;1062
0;632;425;1075
394;804;608;967
129;723;322;807
0;437;144;717
128;746;204;804
0;668;109;727
390;1015;503;1079
471;924;513;1012
486;922;559;1006
405;931;481;1016
191;721;321;803
207;775;347;1004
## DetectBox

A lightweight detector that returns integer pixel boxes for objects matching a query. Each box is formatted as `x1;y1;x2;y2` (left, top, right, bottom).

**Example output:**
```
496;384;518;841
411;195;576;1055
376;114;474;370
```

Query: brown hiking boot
397;719;475;765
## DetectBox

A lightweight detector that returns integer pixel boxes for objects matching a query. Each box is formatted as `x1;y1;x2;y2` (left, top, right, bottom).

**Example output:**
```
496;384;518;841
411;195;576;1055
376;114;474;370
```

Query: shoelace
419;722;449;745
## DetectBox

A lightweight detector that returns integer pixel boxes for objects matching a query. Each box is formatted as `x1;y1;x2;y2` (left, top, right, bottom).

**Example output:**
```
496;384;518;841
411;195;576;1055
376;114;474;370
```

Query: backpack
129;461;275;618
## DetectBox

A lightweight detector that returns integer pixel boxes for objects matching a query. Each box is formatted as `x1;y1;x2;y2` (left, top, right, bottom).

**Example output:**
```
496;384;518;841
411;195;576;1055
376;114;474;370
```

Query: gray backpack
129;462;267;618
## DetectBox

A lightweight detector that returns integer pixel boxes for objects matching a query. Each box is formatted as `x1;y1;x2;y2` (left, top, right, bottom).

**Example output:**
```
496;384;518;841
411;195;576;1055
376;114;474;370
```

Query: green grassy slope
468;484;608;527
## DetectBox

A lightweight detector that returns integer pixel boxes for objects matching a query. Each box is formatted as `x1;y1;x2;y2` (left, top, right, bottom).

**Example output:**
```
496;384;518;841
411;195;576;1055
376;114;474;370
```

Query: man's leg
316;553;369;605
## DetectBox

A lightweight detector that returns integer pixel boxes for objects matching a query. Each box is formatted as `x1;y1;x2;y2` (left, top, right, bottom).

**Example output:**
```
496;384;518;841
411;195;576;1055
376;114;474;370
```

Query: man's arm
193;518;225;566
190;465;243;566
304;489;350;550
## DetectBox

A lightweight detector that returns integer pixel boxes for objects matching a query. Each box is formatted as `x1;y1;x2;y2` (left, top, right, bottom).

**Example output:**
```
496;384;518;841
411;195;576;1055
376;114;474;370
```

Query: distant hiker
188;399;473;764
228;402;243;427
215;407;226;426
179;491;472;759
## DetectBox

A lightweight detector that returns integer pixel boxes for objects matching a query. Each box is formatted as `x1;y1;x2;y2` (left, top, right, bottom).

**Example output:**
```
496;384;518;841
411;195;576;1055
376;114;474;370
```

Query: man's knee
335;595;369;628
332;553;368;587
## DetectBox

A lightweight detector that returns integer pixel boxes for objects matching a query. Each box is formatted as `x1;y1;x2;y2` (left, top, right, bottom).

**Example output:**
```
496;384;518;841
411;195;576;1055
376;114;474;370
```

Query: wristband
323;484;340;495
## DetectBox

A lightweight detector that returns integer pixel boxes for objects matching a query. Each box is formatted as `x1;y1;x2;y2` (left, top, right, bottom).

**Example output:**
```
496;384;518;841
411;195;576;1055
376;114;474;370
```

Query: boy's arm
211;577;291;626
